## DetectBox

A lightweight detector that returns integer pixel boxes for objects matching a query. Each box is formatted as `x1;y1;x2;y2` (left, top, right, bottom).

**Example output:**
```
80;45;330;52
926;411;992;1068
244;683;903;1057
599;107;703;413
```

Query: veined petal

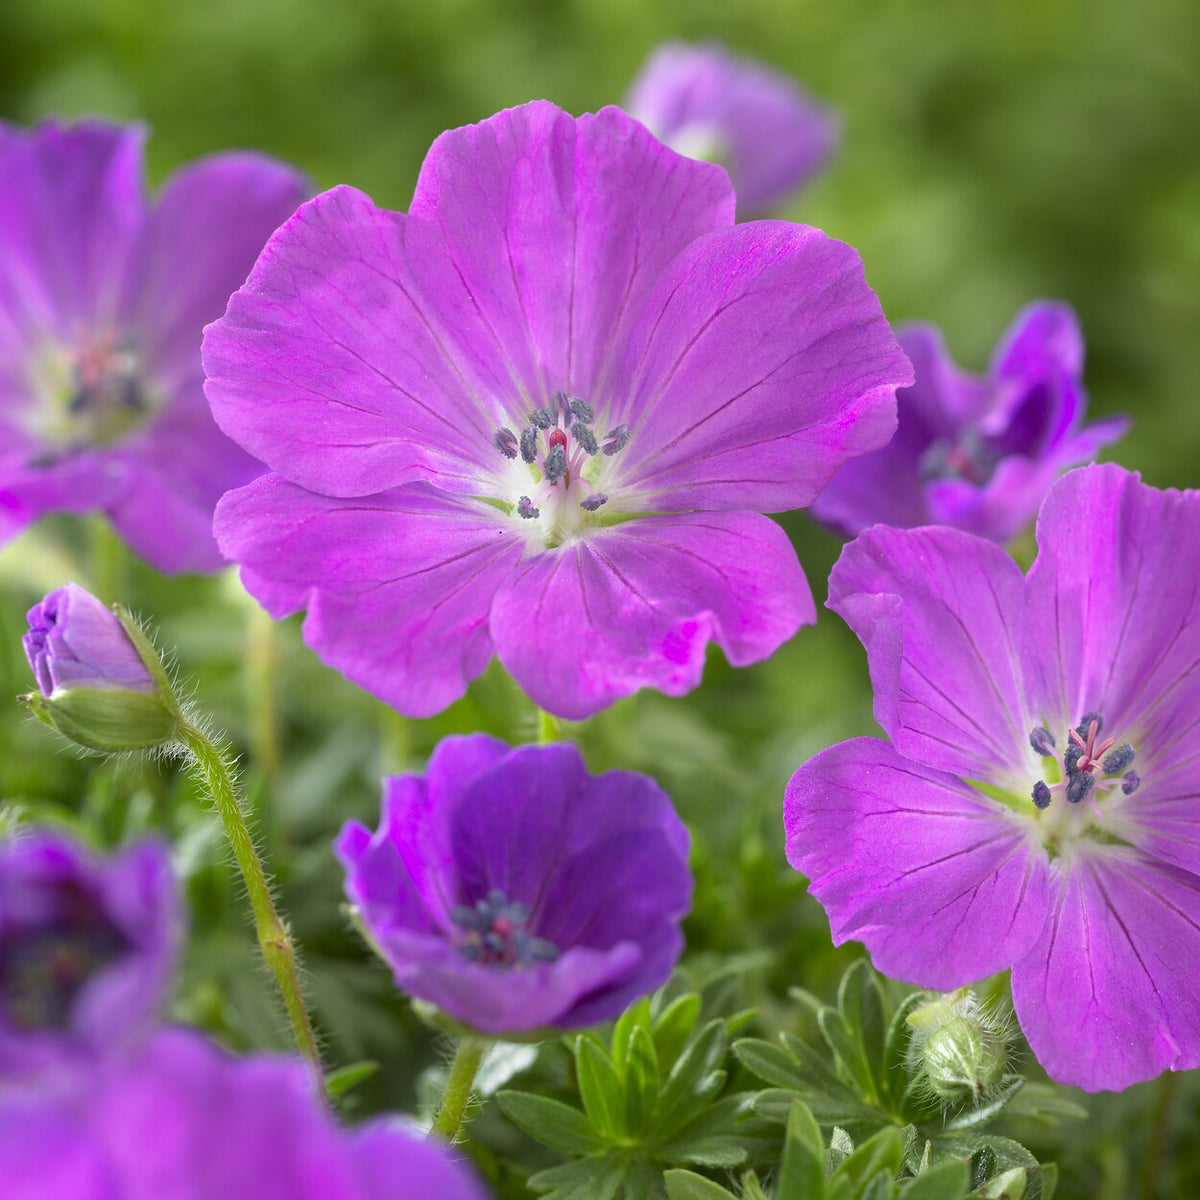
829;524;1032;780
1024;465;1200;748
205;103;733;499
0;122;146;338
490;510;812;720
214;476;522;717
610;221;910;511
132;152;307;379
785;737;1050;989
1012;848;1200;1091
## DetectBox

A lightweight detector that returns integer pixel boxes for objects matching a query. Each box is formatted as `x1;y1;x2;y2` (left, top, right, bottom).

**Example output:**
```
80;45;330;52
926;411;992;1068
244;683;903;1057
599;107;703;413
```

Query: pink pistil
1068;719;1116;775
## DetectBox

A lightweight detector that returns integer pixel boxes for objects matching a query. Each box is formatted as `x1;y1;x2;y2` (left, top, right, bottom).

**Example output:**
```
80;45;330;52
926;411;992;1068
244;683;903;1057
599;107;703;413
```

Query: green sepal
21;685;180;751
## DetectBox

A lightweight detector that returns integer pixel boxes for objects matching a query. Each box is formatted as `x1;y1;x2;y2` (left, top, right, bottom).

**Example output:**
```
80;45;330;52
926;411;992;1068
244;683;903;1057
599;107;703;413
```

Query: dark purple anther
1102;744;1135;774
519;427;537;463
1032;780;1052;809
1029;727;1056;757
1066;770;1095;805
494;427;519;459
580;493;608;512
1077;712;1104;736
567;396;594;424
544;444;566;483
602;425;629;455
572;423;599;455
516;496;540;520
1122;771;1141;796
529;408;555;430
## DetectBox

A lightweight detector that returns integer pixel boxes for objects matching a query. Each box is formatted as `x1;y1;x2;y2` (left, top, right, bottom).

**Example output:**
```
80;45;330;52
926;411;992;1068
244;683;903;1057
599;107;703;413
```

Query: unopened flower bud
907;987;1012;1107
20;583;180;752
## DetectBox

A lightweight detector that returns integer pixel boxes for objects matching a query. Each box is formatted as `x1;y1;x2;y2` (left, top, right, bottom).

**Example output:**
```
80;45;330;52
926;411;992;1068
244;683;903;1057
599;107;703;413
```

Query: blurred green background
1;2;1198;1197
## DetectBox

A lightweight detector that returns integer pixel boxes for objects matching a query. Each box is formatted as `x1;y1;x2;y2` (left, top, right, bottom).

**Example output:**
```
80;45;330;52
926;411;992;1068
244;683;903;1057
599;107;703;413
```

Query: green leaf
496;1090;606;1154
819;1007;877;1101
838;961;888;1103
323;1059;378;1102
663;1170;739;1200
882;992;930;1113
1039;1164;1058;1200
777;1100;826;1200
971;1167;1028;1198
576;1035;626;1138
613;998;653;1071
833;1125;905;1190
659;1020;727;1123
998;1084;1089;1123
653;993;702;1066
753;1087;873;1133
661;1095;754;1166
625;1024;661;1131
942;1078;1025;1132
528;1156;627;1200
733;1037;809;1089
899;1159;971;1200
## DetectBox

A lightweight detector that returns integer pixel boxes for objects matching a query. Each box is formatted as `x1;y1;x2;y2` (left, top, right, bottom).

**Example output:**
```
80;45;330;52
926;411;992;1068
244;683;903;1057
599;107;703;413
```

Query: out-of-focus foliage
1;2;1197;1198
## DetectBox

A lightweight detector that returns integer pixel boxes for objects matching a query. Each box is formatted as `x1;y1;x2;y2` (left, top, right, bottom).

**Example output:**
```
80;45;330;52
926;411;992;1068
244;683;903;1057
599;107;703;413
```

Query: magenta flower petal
611;221;908;511
828;523;1030;780
208;100;909;717
216;476;522;717
1012;850;1200;1092
785;737;1050;989
790;465;1200;1090
812;301;1128;542
492;511;813;720
0;120;305;572
0;829;179;1080
337;734;691;1035
0;1028;486;1199
625;40;838;214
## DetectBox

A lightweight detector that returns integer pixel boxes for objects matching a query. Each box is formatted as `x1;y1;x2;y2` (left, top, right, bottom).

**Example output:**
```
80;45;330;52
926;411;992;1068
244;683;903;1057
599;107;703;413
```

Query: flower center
26;329;157;454
919;429;998;487
0;879;132;1031
1028;711;1140;814
449;888;558;969
492;391;630;547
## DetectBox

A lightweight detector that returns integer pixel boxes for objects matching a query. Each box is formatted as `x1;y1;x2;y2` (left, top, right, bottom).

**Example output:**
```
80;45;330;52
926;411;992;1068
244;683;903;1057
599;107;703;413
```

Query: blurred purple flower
206;100;910;719
24;582;152;697
336;734;692;1035
625;41;838;214
812;302;1128;542
0;1027;486;1199
0;828;178;1080
0;121;306;571
786;464;1200;1091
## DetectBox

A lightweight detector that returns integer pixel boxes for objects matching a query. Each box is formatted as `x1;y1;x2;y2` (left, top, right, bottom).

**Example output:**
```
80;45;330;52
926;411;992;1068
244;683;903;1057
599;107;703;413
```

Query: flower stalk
177;720;322;1077
430;1036;486;1143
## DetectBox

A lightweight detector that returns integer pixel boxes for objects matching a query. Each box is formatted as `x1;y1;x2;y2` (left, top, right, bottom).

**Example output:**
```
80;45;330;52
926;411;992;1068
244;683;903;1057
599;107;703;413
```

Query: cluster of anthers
448;888;559;969
493;391;629;529
1028;711;1140;812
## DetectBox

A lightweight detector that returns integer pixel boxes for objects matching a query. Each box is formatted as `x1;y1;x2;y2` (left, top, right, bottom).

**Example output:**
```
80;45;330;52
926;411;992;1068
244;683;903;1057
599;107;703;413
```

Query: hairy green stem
178;721;322;1076
430;1036;486;1143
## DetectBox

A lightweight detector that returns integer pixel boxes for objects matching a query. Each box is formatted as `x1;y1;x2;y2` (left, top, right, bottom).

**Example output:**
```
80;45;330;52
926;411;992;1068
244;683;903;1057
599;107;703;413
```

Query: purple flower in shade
624;41;839;215
0;1027;486;1199
811;302;1129;543
0;828;178;1080
205;101;911;720
335;734;692;1035
0;121;306;572
785;464;1200;1092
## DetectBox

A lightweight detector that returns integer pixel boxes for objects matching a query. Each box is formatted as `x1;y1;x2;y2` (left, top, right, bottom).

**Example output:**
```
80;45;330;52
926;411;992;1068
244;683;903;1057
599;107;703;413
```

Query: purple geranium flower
811;302;1129;542
785;464;1200;1091
336;734;691;1035
0;120;305;571
0;1027;486;1199
24;582;153;696
625;41;839;214
0;828;178;1080
205;100;911;719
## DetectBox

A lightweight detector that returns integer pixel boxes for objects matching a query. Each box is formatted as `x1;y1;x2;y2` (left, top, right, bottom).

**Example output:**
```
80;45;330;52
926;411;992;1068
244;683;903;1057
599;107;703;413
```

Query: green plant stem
245;604;282;781
177;720;322;1076
430;1036;486;1143
1139;1070;1179;1200
88;515;124;604
537;707;561;744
